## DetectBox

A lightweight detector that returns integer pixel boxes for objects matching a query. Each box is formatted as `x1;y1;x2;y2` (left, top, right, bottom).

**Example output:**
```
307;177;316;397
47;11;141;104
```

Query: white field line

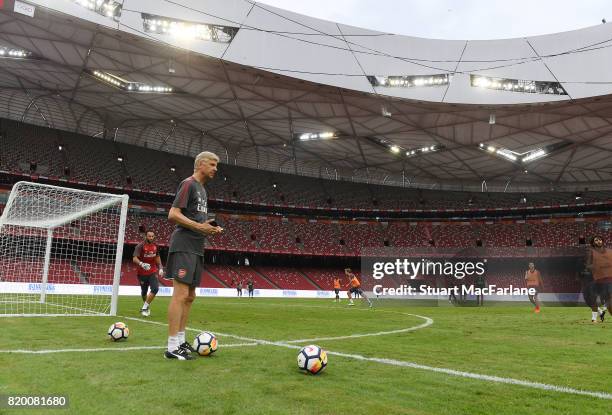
280;314;433;343
122;313;433;344
326;351;612;400
0;343;259;354
123;316;612;400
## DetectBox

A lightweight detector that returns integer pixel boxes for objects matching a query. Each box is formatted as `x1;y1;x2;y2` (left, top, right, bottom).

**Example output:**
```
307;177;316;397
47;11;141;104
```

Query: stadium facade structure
1;0;612;192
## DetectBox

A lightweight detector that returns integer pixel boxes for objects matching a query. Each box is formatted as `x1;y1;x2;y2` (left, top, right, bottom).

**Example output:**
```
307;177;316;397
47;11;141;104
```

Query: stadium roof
1;0;612;192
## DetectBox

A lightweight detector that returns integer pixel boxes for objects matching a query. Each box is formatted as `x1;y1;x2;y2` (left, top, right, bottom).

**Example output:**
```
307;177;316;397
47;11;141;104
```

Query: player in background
165;151;223;360
333;277;341;303
475;273;486;306
525;262;543;313
345;268;372;308
353;283;361;299
586;235;612;322
70;259;90;284
133;230;163;317
247;278;254;298
236;279;243;297
579;265;604;323
446;277;458;305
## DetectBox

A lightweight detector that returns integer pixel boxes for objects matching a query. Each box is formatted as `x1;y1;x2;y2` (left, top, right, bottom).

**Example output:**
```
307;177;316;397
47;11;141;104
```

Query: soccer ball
107;322;129;341
297;344;327;375
194;331;218;356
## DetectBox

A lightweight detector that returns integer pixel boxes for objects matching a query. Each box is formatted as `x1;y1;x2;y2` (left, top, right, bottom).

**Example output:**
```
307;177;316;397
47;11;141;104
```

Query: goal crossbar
0;181;127;230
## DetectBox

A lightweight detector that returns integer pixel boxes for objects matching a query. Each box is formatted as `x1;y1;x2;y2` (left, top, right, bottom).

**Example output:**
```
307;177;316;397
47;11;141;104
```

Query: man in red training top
133;230;164;317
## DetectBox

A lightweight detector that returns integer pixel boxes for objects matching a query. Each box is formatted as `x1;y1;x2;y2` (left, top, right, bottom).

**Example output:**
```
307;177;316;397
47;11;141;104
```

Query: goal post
0;181;129;316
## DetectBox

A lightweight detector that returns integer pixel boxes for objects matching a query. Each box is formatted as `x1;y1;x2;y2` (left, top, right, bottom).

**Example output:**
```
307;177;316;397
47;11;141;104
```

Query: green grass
1;297;611;415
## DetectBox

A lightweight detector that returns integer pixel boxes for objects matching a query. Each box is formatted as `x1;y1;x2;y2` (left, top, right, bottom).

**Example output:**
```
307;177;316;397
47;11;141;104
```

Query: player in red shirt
133;230;164;317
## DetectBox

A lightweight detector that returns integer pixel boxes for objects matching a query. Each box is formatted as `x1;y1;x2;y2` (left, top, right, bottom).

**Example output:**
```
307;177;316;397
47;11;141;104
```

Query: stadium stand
2;119;611;212
301;268;346;290
254;267;318;290
431;224;475;248
476;223;526;247
0;120;65;178
337;222;385;255
2;196;608;254
527;223;584;247
205;265;277;289
383;222;431;247
250;218;299;254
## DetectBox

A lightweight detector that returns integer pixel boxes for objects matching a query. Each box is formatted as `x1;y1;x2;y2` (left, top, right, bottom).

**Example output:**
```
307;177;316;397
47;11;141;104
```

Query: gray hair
194;151;220;169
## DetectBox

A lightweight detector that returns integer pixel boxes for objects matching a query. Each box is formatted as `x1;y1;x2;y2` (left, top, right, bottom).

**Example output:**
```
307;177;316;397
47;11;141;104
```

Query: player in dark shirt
164;151;224;360
133;230;163;317
247;278;254;298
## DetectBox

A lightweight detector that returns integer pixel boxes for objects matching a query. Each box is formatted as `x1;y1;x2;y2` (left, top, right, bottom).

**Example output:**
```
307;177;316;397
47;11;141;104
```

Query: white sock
177;331;186;344
167;336;179;352
142;302;149;310
592;311;598;321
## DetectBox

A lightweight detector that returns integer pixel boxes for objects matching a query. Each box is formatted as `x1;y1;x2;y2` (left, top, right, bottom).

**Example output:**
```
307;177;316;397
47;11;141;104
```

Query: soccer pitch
1;298;610;414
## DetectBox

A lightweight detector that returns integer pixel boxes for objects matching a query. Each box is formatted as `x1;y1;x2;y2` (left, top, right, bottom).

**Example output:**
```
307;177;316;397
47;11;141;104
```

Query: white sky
257;0;610;40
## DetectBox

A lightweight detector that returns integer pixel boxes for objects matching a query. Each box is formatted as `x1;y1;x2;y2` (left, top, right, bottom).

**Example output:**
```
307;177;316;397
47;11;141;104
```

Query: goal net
0;182;129;316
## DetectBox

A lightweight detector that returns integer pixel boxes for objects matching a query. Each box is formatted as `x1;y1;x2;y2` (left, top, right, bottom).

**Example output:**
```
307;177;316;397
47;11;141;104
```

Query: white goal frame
0;181;129;316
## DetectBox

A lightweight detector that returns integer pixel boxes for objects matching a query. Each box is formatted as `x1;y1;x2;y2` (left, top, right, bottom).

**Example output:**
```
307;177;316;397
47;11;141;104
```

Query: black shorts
349;287;363;295
334;288;340;294
166;252;204;287
582;282;597;307
594;281;612;299
138;273;159;290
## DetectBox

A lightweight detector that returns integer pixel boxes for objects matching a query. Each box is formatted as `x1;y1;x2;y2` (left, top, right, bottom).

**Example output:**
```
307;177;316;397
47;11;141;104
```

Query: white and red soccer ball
107;322;129;341
297;344;327;375
194;331;218;356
